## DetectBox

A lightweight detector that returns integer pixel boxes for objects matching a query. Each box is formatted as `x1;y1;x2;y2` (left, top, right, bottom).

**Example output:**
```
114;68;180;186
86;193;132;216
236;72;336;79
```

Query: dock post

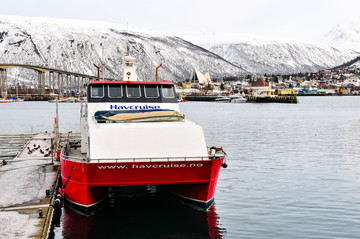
51;138;54;165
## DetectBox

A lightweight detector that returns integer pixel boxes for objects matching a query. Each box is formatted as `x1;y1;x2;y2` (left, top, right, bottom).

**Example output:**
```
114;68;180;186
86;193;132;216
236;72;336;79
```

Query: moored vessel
60;48;227;211
0;98;12;103
230;95;247;103
215;95;231;102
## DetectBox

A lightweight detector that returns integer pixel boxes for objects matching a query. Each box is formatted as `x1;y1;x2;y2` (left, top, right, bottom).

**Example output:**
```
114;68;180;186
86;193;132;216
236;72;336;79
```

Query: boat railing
60;130;226;163
60;153;225;163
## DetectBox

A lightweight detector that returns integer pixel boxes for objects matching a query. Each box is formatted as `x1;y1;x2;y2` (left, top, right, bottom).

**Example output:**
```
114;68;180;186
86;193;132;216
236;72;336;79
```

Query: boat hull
60;157;225;210
230;98;247;103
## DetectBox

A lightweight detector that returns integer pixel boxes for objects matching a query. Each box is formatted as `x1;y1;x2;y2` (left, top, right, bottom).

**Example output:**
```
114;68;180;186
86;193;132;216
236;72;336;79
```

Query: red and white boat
60;50;227;211
0;98;12;103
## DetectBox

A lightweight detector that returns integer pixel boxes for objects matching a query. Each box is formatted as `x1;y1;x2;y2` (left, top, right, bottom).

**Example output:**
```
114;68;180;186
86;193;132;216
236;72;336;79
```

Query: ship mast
100;43;105;81
123;40;138;81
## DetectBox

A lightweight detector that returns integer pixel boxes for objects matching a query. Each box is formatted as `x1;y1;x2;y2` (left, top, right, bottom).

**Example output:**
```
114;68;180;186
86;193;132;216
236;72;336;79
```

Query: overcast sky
1;0;360;42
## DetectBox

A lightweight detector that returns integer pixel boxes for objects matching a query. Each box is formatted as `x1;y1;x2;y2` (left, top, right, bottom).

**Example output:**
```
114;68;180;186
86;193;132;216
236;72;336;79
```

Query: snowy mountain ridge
179;32;359;75
0;15;359;86
325;21;360;51
206;39;359;74
0;15;244;86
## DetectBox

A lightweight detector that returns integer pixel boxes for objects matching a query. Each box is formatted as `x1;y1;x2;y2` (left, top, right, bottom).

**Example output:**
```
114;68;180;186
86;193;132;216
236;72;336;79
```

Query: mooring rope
62;166;75;189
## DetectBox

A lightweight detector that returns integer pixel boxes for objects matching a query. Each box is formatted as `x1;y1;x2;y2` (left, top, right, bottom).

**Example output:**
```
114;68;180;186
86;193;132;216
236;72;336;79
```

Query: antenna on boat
126;22;130;56
121;23;140;81
94;64;101;81
93;43;104;81
100;43;105;81
126;42;130;56
156;64;162;81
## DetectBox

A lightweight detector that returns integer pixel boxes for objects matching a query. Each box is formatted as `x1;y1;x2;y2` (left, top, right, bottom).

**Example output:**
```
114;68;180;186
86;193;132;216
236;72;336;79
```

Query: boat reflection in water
53;186;226;238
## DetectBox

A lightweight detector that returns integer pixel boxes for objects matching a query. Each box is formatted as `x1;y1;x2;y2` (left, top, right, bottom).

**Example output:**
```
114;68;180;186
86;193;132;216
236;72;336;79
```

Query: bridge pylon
0;69;8;98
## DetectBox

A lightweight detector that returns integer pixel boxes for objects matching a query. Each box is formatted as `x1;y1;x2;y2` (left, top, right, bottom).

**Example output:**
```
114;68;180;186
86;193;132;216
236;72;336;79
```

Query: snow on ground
0;159;54;207
0;133;57;207
0;156;56;238
0;211;39;239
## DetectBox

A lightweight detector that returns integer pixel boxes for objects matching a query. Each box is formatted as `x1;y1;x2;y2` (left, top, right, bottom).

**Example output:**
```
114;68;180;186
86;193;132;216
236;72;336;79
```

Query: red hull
60;158;224;209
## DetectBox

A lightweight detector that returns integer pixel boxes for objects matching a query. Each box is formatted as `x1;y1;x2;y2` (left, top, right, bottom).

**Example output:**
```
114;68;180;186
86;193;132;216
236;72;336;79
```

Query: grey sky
1;0;360;42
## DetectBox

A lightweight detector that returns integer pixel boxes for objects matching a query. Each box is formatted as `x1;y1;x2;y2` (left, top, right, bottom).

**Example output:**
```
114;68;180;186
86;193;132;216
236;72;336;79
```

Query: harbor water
1;97;360;238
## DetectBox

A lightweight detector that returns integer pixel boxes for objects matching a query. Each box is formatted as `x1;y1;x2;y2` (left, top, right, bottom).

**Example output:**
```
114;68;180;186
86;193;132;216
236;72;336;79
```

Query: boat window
91;85;104;98
162;86;175;98
108;85;123;98
144;85;159;98
126;85;141;98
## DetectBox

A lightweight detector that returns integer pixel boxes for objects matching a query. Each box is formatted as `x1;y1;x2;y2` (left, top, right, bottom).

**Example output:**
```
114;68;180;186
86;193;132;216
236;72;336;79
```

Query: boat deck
63;140;225;163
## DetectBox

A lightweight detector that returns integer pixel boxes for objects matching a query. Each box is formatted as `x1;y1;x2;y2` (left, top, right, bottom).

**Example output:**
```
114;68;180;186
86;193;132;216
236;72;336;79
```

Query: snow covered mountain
0;15;244;85
325;22;360;51
0;15;359;87
190;34;359;75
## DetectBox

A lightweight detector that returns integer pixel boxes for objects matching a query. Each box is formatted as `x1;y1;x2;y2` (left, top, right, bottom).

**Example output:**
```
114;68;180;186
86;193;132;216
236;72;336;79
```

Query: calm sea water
1;97;360;238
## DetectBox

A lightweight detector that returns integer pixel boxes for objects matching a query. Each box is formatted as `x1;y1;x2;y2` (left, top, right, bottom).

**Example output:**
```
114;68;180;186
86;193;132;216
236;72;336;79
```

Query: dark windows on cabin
162;86;175;98
91;85;104;98
126;85;141;98
144;85;159;98
108;85;123;98
88;84;177;103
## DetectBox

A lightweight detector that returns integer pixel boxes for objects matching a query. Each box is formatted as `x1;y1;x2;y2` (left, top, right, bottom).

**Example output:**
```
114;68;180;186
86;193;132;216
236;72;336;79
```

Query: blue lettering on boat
110;105;160;110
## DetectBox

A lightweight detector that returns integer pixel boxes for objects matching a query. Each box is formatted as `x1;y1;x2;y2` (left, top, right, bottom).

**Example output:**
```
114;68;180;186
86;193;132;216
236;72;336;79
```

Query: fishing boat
60;49;227;212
